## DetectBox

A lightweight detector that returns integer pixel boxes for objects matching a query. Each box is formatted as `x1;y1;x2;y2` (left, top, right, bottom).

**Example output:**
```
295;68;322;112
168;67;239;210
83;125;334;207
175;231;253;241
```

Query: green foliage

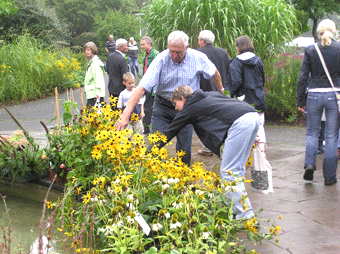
0;130;48;179
0;34;85;104
287;0;340;41
0;0;18;19
143;0;300;60
265;52;303;122
47;0;139;40
94;9;141;58
0;0;69;44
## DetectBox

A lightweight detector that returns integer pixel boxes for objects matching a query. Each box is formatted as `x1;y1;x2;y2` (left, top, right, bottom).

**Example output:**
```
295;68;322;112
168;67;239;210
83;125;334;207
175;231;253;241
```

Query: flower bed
43;98;281;253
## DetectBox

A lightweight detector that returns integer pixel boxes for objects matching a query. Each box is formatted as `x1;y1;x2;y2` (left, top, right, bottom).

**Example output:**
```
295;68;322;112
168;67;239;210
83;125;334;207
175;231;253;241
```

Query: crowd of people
82;18;339;221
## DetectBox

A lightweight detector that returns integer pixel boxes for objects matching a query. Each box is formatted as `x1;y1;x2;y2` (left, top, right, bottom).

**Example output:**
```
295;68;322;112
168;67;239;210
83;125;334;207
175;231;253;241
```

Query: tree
47;0;139;42
0;0;69;44
287;0;340;41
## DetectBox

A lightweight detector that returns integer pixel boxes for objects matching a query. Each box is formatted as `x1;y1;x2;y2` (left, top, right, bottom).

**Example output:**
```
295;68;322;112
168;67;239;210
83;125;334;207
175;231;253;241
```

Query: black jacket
159;90;256;156
106;51;129;96
198;44;230;91
296;41;340;107
228;52;266;112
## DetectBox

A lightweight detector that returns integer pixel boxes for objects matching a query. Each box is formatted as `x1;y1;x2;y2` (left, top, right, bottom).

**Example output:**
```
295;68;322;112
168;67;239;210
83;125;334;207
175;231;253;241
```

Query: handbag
250;144;274;195
314;43;340;114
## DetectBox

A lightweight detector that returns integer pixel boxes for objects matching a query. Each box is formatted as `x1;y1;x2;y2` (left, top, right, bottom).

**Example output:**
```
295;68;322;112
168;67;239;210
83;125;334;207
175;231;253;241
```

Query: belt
155;95;175;108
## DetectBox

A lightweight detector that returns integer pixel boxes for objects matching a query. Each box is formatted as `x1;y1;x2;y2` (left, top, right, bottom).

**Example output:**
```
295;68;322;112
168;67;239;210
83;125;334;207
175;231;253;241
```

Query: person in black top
150;86;260;219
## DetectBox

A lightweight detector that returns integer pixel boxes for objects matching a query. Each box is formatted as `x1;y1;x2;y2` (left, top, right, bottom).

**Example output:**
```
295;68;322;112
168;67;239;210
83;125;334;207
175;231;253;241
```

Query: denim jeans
305;92;339;180
220;112;260;219
128;57;139;77
151;96;193;165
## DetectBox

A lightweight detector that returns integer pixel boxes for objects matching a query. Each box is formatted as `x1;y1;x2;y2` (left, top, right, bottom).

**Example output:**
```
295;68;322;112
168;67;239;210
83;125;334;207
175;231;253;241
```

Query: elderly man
127;37;139;78
105;35;116;54
197;30;231;156
106;38;129;104
116;30;223;165
140;36;159;134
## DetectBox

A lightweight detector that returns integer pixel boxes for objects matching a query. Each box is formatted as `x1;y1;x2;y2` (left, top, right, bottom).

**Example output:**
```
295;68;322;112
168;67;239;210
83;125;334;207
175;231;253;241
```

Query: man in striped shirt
115;30;223;165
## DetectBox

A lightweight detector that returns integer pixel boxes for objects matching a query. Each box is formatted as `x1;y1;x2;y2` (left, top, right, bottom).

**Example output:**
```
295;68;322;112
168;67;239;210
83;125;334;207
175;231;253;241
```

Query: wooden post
79;87;84;110
55;87;61;134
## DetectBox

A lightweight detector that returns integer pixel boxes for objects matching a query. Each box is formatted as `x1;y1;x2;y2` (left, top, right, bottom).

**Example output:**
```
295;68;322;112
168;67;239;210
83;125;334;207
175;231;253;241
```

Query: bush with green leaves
265;52;303;122
0;0;69;45
143;0;300;60
94;9;141;59
0;34;86;104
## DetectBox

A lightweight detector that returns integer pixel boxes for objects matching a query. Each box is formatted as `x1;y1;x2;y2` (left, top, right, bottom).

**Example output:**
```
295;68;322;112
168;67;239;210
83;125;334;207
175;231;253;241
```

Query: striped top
139;48;216;100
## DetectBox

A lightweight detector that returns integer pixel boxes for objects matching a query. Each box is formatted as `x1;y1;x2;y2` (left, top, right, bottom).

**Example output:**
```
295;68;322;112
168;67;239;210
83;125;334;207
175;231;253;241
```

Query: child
117;72;145;134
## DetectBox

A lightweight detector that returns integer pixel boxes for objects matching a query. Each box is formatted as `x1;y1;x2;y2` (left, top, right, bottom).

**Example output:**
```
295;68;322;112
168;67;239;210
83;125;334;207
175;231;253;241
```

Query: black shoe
317;142;324;154
325;178;337;186
303;165;315;181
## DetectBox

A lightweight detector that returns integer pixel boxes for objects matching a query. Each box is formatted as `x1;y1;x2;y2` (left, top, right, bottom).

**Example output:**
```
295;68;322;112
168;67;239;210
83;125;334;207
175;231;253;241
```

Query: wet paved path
1;86;340;253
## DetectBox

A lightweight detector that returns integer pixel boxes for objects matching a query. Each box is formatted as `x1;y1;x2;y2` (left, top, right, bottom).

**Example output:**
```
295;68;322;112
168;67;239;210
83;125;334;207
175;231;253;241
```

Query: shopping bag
250;144;274;194
94;98;102;115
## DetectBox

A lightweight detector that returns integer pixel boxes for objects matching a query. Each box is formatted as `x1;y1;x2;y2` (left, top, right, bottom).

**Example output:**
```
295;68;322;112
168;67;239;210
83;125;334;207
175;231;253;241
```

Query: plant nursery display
42;97;281;253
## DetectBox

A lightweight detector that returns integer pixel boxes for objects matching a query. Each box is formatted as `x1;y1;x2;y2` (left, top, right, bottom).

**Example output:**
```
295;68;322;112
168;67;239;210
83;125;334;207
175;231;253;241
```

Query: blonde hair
317;19;336;46
171;86;193;102
123;72;135;82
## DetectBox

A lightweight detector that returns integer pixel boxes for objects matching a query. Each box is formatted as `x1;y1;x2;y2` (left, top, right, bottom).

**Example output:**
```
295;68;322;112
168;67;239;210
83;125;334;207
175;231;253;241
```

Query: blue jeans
151;96;193;165
220;112;260;219
305;92;339;180
128;57;139;77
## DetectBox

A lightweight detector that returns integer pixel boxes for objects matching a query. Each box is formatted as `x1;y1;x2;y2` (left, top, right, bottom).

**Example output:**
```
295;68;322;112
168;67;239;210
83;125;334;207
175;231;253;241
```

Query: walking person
149;86;260;219
140;36;159;134
127;37;139;78
106;38;129;107
83;42;105;107
296;19;340;186
228;35;267;156
115;30;223;165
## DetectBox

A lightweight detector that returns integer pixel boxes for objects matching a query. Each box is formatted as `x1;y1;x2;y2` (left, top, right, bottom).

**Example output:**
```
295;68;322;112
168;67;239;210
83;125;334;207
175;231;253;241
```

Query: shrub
0;34;85;104
265;52;303;122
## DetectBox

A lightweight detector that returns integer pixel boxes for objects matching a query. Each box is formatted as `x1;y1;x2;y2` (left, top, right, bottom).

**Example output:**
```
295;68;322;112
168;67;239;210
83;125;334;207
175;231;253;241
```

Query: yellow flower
46;201;53;209
76;187;82;195
83;192;91;204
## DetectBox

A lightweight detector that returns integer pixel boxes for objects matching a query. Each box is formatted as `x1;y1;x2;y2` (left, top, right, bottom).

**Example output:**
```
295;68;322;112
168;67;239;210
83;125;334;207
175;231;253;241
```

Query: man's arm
212;68;223;91
115;86;146;130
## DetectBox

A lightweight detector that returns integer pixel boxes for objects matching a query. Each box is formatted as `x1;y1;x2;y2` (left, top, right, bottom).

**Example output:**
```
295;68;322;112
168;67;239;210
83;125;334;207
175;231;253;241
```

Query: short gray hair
199;30;215;45
116;38;127;49
141;36;152;45
168;31;189;47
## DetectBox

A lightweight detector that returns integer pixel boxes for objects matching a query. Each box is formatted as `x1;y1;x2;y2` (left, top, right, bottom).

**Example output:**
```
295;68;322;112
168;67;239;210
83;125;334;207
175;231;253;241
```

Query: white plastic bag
94;98;102;115
250;145;274;194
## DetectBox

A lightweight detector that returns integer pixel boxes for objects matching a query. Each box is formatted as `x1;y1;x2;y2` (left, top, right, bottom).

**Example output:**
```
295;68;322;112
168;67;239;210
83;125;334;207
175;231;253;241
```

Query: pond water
0;179;62;253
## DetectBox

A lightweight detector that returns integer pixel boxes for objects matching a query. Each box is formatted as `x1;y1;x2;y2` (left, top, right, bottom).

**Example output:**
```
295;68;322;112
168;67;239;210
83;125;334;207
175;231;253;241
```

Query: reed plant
143;0;300;60
0;34;85;104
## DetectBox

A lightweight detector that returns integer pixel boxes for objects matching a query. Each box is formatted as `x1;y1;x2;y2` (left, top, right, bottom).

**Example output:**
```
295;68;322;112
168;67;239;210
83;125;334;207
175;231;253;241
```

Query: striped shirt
139;48;216;100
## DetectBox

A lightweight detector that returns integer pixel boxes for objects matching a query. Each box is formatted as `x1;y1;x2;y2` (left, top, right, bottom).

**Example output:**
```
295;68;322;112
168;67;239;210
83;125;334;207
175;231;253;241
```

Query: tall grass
0;34;86;104
143;0;300;60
